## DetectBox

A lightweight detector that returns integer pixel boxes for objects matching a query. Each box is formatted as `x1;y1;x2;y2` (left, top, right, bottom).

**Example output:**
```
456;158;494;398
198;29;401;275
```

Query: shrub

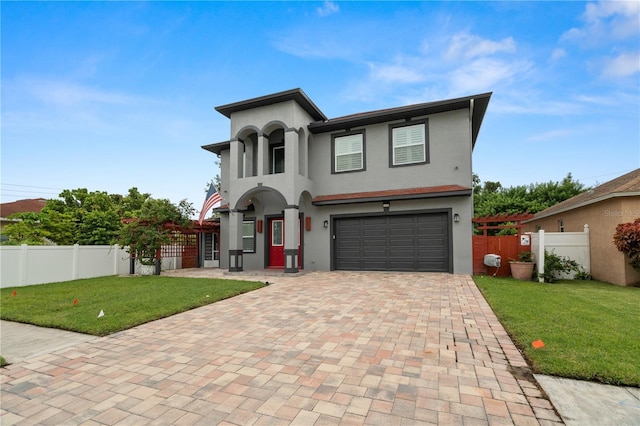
613;218;640;272
540;250;580;283
518;251;533;262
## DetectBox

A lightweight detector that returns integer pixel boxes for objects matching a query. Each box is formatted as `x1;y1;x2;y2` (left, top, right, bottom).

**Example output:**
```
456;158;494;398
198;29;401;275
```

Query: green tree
41;189;122;245
1;187;155;245
474;173;587;217
117;198;194;266
1;212;51;245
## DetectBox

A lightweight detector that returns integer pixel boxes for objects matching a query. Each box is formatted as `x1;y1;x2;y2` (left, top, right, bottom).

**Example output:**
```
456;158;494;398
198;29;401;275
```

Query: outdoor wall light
323;220;329;228
454;213;460;223
382;201;390;209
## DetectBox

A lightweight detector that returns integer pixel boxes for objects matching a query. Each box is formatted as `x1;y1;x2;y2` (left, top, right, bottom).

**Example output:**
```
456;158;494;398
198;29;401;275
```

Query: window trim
388;119;429;167
331;130;366;174
242;218;256;253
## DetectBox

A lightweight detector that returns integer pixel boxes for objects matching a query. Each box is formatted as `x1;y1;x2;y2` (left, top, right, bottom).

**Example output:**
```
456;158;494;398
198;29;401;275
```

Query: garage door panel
363;249;387;258
334;212;450;272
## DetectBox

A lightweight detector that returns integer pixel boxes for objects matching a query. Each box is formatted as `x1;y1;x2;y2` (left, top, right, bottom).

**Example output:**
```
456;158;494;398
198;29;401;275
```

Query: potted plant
509;251;535;280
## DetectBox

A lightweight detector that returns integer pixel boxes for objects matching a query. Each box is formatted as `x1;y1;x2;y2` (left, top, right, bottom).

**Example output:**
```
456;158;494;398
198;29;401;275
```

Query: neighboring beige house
524;169;640;286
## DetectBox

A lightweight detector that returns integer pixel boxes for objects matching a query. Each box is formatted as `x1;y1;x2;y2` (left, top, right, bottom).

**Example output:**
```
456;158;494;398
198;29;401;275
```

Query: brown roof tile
312;185;471;205
0;198;47;218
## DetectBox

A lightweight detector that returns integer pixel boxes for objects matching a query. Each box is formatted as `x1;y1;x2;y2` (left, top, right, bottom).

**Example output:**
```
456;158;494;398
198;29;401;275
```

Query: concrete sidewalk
535;375;640;426
0;271;635;425
1;321;98;364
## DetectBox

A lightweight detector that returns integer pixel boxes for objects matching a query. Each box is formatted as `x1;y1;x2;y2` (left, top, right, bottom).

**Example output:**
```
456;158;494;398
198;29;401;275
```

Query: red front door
268;218;285;268
268;217;303;269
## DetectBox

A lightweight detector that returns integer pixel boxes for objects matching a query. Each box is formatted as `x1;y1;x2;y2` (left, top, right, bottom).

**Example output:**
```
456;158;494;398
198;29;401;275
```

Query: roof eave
308;92;492;135
202;141;230;155
215;88;327;121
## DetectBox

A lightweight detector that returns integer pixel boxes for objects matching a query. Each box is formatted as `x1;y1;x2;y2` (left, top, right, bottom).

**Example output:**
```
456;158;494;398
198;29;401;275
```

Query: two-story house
203;88;491;274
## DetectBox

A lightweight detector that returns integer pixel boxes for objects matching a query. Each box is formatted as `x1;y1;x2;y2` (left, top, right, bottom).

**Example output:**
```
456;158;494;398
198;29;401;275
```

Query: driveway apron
1;272;561;425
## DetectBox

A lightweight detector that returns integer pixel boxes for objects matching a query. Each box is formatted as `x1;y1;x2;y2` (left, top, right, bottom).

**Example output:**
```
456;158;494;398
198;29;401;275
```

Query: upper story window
389;120;428;167
272;145;285;174
332;131;365;173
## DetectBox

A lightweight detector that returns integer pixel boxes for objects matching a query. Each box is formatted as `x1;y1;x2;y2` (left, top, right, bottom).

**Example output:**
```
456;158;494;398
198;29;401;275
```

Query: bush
613;218;640;272
539;250;580;283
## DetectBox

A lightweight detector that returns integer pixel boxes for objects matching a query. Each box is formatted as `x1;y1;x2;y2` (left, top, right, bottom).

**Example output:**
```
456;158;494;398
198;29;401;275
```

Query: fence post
584;224;591;274
537;230;545;282
113;244;120;275
20;244;28;286
72;244;80;280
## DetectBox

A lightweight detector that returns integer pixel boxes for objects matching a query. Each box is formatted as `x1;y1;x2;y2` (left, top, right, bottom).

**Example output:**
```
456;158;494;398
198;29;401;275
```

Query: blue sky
2;1;639;214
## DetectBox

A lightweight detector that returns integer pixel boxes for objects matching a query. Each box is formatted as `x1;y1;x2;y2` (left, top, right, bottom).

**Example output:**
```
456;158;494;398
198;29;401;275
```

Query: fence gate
161;232;198;269
472;213;534;276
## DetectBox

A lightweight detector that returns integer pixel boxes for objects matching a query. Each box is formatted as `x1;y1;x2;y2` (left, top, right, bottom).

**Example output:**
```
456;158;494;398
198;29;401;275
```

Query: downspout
469;97;475;189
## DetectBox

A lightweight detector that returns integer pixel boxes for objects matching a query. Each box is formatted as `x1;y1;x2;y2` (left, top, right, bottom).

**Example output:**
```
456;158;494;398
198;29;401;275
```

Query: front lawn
474;276;640;386
0;276;264;336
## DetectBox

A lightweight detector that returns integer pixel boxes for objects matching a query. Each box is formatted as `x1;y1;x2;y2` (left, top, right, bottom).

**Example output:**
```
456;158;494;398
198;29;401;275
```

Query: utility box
484;254;501;268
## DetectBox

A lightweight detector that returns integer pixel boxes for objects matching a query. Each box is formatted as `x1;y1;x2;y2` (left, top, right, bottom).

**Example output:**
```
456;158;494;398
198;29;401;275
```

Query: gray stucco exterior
203;88;491;274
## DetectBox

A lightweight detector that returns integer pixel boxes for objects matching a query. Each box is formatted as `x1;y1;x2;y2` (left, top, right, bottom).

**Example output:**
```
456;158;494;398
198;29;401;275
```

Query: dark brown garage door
334;212;451;272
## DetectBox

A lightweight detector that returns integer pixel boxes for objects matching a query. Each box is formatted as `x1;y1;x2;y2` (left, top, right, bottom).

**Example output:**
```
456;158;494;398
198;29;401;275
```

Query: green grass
0;276;264;336
474;276;640;386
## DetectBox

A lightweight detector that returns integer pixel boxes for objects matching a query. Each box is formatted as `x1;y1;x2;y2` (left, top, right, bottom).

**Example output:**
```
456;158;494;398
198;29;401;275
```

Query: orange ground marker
532;339;545;349
12;290;17;297
73;298;79;306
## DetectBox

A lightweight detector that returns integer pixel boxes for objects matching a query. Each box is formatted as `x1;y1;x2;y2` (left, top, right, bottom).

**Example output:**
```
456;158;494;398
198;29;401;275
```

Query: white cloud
550;48;566;62
562;0;640;44
317;1;339;17
22;78;142;108
602;52;640;78
559;1;639;82
366;55;428;84
450;58;531;94
445;33;516;60
584;1;640;24
368;64;425;84
528;128;575;142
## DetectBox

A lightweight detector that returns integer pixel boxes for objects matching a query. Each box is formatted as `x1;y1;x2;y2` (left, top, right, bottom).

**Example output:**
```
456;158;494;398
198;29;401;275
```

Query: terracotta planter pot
509;261;535;280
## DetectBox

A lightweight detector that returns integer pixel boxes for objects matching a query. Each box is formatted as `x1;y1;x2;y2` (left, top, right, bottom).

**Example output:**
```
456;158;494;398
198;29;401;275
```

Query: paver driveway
1;272;561;425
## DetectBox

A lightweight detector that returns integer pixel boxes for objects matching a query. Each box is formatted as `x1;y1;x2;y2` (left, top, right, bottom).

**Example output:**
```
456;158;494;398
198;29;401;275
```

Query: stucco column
284;206;300;273
229;139;243;179
228;210;244;272
284;128;299;176
257;134;268;176
244;139;255;177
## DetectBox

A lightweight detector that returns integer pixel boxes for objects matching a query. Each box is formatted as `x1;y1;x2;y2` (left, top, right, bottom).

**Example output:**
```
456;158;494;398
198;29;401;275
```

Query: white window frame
242;219;256;253
271;219;284;247
390;121;427;166
333;131;364;173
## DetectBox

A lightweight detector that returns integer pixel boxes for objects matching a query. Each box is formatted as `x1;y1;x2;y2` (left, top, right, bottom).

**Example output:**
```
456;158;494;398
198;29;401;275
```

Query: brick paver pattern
1;272;562;425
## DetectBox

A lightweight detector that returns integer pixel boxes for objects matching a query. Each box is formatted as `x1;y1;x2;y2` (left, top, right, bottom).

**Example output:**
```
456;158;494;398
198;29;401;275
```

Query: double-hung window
333;131;365;173
242;219;256;253
390;120;428;166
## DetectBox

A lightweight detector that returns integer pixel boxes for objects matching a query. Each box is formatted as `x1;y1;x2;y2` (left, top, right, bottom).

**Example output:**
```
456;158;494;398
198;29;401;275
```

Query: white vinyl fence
0;244;131;288
530;225;590;282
